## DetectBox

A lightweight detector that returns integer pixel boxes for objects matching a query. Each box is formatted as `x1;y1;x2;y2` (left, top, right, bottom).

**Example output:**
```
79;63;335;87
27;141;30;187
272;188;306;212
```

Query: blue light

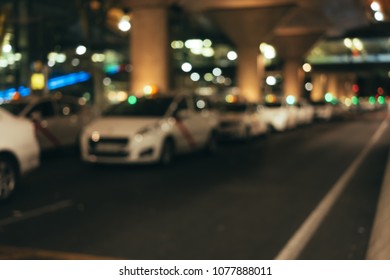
48;71;91;90
18;86;31;97
0;86;30;101
0;88;16;100
104;64;120;75
0;71;91;101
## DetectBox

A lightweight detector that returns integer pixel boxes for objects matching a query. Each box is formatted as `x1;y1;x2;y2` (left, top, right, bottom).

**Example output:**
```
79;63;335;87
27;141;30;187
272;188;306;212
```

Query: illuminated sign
31;73;45;90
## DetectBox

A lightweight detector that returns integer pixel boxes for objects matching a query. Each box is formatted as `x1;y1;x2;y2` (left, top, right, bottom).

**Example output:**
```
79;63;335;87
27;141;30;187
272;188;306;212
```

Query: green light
378;96;385;105
352;96;359;105
128;95;137;105
325;93;333;103
369;96;376;105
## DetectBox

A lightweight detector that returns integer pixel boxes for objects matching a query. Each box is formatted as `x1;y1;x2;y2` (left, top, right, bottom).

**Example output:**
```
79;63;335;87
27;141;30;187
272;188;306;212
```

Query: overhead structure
118;0;372;100
205;4;296;102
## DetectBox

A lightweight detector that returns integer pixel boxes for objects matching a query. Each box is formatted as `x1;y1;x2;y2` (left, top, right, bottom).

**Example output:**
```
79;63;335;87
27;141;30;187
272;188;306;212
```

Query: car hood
84;117;161;136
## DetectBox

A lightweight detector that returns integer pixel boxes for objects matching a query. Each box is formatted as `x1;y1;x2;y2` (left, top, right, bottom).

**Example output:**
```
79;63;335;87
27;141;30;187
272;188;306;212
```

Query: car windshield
264;102;282;108
104;97;174;117
0;102;29;115
218;103;247;113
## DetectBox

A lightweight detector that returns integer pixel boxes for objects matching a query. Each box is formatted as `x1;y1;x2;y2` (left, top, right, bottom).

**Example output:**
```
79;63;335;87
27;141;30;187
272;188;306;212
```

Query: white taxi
310;101;333;121
0;108;40;200
295;99;315;125
0;94;94;151
217;102;268;140
262;102;291;132
80;93;219;165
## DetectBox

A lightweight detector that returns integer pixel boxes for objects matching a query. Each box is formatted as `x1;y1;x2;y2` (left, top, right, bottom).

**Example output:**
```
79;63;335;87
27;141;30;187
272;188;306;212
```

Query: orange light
12;92;21;101
265;94;277;103
143;85;159;95
225;94;237;103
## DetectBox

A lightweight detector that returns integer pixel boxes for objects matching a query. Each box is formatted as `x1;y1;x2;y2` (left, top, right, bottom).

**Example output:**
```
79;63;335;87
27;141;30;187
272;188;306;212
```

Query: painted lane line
366;137;390;259
0;200;73;227
275;116;389;260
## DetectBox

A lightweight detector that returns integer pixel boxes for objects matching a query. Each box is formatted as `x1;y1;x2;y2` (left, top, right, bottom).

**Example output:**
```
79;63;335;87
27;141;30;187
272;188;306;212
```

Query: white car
311;101;333;121
80;93;219;164
295;100;315;125
262;102;291;132
0;108;40;200
1;94;94;150
217;102;268;140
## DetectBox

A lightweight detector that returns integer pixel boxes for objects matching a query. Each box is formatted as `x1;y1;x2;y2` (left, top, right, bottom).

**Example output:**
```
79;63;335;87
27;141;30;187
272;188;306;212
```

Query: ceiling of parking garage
1;0;390;64
125;0;390;66
118;0;375;37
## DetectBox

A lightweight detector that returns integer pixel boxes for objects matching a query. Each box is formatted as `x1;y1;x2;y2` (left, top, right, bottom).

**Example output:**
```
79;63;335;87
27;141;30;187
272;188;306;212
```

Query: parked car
217;102;268;140
262;102;292;132
310;101;333;121
310;100;349;121
80;93;219;165
330;100;349;120
0;94;94;151
295;99;315;125
0;107;40;200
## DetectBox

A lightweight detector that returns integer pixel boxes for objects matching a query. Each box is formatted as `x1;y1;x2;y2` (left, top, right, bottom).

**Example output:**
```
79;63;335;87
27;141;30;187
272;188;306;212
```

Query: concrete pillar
283;59;304;98
322;73;356;100
271;31;323;99
236;45;263;102
339;73;356;98
130;6;169;93
207;4;295;102
311;73;327;101
327;74;339;98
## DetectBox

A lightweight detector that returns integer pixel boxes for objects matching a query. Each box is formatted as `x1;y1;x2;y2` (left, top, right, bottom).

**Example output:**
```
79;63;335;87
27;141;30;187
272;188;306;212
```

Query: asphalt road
0;110;389;260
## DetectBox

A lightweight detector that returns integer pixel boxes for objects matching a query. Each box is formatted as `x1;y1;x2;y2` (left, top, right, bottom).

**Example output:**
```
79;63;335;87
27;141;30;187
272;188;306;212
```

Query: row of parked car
0;91;378;200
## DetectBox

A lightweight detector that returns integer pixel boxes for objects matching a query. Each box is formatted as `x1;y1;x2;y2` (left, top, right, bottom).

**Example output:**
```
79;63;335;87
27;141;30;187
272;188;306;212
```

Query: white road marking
275;116;389;260
366;135;390;259
0;200;73;227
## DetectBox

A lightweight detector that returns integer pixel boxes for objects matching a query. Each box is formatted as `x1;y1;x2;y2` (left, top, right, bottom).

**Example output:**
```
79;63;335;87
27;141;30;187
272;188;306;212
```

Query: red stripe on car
34;121;61;147
175;119;197;149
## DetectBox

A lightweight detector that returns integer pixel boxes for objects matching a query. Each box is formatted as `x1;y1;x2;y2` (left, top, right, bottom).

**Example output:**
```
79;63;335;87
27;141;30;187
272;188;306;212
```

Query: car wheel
205;131;218;154
0;155;18;200
160;139;174;165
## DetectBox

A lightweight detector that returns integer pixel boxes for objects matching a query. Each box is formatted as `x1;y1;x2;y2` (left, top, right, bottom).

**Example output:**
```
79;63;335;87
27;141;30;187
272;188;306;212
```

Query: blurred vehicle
358;97;386;112
295;100;315;125
0;94;94;150
262;102;292;132
330;101;349;120
285;103;299;129
80;93;219;165
217;102;268;140
0;108;40;200
310;101;333;121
